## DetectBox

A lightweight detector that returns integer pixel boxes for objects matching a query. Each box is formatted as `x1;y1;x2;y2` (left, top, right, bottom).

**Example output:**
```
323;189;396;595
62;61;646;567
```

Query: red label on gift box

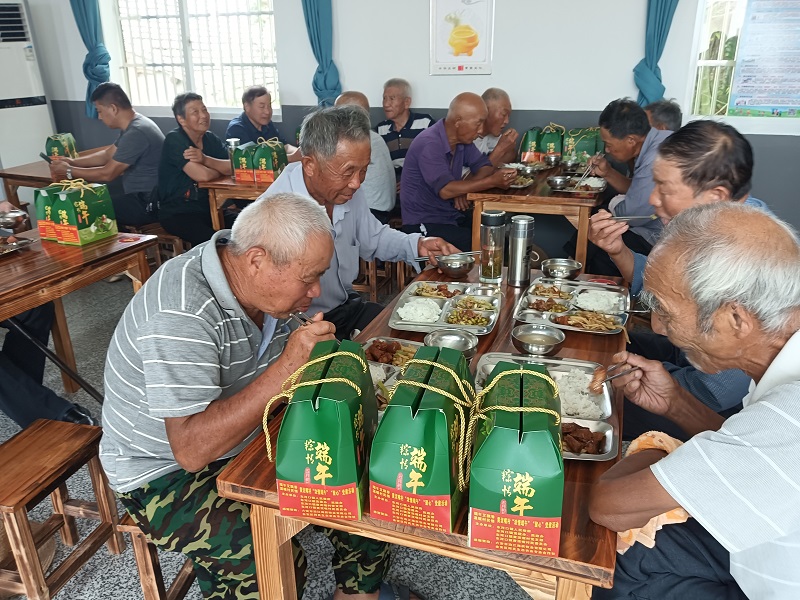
369;482;452;532
469;508;561;557
276;480;360;519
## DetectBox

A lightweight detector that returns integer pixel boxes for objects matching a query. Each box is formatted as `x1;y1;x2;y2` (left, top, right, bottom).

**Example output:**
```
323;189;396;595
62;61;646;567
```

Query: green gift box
469;361;564;557
563;127;601;162
274;339;378;520
50;181;118;246
45;133;78;159
253;137;288;184
369;346;474;533
231;141;257;183
519;126;542;163
539;123;565;159
33;184;61;241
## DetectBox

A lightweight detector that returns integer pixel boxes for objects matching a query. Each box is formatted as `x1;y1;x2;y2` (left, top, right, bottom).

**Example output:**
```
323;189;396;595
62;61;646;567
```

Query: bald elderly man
400;92;515;250
334;91;396;223
590;202;800;599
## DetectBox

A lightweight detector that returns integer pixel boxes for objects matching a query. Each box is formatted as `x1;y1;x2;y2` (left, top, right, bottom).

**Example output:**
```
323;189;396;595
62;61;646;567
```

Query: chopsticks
613;215;658;222
573;152;604;188
589;363;642;393
289;311;313;326
412;250;481;262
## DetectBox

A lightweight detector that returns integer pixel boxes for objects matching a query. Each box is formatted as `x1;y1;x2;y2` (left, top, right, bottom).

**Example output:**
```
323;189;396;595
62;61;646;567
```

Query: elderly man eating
100;193;409;599
263;105;457;339
589;202;800;599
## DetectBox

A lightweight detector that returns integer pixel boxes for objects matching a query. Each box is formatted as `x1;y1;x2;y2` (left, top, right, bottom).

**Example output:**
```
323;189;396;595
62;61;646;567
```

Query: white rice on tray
575;289;620;314
397;298;441;323
556;368;604;420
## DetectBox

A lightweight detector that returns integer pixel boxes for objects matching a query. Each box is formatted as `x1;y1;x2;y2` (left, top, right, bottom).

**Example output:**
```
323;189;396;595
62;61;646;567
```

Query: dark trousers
402;219;472;253
0;304;74;427
593;519;747;600
564;229;653;277
160;211;237;247
112;191;157;230
324;293;385;341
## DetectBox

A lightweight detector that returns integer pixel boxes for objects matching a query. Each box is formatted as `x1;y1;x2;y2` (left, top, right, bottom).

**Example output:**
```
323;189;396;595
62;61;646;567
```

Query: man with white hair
99;193;400;599
589;202;800;599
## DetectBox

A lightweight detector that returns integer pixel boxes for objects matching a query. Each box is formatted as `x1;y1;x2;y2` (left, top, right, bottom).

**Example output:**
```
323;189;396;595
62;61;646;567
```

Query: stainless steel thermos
507;215;535;287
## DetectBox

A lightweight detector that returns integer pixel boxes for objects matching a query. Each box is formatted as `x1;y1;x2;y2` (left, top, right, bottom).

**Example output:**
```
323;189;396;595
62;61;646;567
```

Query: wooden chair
0;420;126;600
352;258;395;303
118;514;196;600
124;223;188;267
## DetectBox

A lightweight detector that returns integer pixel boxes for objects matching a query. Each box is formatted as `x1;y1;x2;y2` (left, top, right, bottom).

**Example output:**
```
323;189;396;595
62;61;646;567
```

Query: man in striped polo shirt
99;193;398;599
590;202;800;599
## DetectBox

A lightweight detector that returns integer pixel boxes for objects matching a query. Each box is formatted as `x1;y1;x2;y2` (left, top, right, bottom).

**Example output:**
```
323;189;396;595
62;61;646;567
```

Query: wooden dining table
467;166;605;267
0;230;157;393
217;266;625;600
198;177;271;230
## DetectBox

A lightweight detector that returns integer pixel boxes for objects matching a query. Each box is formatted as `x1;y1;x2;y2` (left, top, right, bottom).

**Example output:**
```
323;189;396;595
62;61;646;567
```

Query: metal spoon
412;250;481;262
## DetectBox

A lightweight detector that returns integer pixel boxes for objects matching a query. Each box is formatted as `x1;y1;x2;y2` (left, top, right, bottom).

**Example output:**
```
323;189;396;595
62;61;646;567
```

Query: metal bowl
544;154;562;167
0;209;28;229
515;164;539;177
425;328;479;360
562;157;581;170
511;324;565;356
546;175;571;190
436;254;475;279
541;258;582;280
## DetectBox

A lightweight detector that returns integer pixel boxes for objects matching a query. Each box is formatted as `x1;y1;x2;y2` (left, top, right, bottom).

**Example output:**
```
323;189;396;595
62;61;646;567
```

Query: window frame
99;0;283;122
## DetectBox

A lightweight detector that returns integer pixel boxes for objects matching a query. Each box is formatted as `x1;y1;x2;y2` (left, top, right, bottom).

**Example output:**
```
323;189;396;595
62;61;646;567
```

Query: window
690;0;746;116
114;0;279;110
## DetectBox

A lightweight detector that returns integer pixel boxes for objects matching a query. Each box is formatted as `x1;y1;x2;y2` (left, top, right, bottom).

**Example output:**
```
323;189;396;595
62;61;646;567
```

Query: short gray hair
482;87;509;105
228;192;332;266
383;78;411;97
299;105;371;161
642;203;800;335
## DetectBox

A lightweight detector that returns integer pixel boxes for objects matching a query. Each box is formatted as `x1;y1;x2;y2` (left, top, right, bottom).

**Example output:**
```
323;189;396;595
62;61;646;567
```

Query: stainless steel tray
362;337;423;369
0;237;35;257
388;282;503;335
562;418;618;462
560;177;607;194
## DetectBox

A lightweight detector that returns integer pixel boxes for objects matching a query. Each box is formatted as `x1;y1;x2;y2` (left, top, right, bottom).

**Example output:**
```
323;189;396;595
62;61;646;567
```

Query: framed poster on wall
430;0;495;75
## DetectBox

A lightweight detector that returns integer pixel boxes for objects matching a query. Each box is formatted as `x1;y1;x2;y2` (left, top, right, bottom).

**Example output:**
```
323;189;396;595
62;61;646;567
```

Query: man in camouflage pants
99;193;391;599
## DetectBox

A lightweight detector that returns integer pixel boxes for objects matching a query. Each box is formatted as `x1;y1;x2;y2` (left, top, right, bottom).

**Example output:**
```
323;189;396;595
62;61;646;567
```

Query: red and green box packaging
51;182;118;246
253;137;288;184
563;127;601;162
369;346;474;533
469;361;564;557
275;339;378;520
519;126;542;163
538;123;565;160
231;141;257;183
33;184;60;241
45;133;78;159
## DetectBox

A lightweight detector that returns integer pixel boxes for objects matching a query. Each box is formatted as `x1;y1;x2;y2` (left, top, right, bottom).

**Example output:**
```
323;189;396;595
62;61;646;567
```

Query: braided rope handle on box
463;368;561;486
261;351;367;462
53;178;97;198
542;122;566;135
256;136;283;149
390;358;476;492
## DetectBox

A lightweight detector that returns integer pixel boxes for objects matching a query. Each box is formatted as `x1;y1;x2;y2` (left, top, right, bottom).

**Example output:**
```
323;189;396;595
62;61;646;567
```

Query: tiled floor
0;277;529;600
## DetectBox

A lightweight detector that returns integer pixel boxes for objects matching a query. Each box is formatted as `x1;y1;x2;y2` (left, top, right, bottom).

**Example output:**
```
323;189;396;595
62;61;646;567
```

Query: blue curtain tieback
83;43;111;84
633;59;665;106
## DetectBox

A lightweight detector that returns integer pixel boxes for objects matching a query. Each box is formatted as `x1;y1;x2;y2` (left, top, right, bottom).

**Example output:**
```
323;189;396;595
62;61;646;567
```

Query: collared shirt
113;113;165;195
99;231;290;492
652;330;800;599
376;110;434;178
400;120;492;226
363;131;396;212
612;128;672;245
261;163;421;315
225;112;288;146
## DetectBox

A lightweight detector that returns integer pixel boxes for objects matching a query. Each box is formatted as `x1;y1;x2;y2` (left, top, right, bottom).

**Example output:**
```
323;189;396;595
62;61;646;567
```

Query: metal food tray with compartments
472;353;618;461
362;337;424;419
513;277;630;335
560;177;607;194
0;237;35;257
388;281;503;335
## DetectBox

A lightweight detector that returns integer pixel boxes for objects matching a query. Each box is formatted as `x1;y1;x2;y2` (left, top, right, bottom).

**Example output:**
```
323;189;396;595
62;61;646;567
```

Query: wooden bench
0;420;125;600
118;513;196;600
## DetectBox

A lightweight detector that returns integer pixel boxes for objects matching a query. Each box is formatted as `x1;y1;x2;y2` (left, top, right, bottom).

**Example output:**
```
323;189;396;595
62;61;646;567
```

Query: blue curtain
69;0;110;118
301;0;341;107
633;0;680;106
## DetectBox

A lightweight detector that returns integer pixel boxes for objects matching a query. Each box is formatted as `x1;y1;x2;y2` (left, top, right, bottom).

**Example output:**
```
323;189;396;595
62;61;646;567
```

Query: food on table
503;162;526;169
569;176;605;191
557;368;604;419
529;298;568;312
554;311;619;332
397;298;442;323
455;296;494;311
574;289;621;314
369;364;392;411
446;308;490;327
562;422;606;455
531;284;572;299
512;175;533;187
589;365;607;394
365;339;416;367
414;283;464;299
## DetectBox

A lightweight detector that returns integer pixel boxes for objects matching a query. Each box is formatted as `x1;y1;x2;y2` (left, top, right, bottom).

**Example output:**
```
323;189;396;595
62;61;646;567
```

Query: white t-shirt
461;134;499;178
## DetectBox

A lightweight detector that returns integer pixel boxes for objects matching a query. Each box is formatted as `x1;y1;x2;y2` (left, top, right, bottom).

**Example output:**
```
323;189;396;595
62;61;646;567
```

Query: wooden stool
124;223;188;267
0;420;126;600
352;259;395;303
118;514;196;600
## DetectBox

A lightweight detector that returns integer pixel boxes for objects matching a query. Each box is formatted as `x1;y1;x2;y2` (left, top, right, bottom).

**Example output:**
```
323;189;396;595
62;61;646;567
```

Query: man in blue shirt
225;86;300;162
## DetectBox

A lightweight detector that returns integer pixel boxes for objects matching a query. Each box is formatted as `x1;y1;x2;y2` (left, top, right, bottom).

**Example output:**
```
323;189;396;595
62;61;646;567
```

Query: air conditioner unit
0;0;56;203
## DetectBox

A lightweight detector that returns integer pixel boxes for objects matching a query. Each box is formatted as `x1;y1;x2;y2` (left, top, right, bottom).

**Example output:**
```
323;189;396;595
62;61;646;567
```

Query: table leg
209;191;224;231
574;207;590;267
250;505;305;600
555;577;592;600
471;201;483;251
126;250;153;293
51;298;79;394
3;181;21;208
